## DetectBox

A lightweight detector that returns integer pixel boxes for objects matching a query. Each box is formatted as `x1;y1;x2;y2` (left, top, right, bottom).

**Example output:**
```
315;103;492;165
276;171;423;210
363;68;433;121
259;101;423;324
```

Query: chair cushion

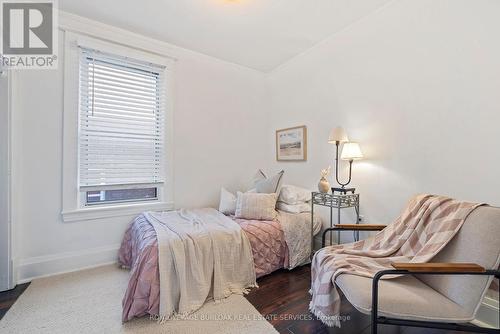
335;273;473;323
417;206;500;315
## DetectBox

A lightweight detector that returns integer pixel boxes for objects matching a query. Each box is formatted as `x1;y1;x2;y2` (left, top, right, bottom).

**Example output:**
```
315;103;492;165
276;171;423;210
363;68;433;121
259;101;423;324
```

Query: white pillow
218;187;237;215
276;201;311;214
235;192;277;221
254;170;285;194
278;184;312;205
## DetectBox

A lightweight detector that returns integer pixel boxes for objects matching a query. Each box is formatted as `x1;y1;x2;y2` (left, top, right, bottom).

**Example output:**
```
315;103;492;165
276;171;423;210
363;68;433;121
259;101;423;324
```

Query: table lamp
333;141;363;194
328;127;348;186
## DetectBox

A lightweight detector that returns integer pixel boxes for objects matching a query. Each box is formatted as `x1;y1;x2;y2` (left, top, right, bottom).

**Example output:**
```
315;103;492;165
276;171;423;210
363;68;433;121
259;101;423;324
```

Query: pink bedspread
118;214;289;322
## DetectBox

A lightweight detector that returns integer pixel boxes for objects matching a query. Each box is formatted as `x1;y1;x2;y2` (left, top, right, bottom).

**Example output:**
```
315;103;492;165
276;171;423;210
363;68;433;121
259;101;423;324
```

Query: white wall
11;0;500;284
265;0;500;233
11;15;267;282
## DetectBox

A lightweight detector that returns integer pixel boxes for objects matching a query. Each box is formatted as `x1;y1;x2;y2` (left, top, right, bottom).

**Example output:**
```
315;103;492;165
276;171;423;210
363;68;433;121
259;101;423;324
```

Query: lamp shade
328;127;349;143
341;142;363;160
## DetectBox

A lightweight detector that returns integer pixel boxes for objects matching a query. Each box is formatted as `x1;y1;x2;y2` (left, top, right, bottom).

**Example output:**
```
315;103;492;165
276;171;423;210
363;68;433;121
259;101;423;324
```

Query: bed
118;210;321;322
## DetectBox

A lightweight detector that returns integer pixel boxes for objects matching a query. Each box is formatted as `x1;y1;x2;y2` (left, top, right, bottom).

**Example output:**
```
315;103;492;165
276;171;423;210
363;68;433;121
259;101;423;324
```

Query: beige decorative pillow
235;192;278;221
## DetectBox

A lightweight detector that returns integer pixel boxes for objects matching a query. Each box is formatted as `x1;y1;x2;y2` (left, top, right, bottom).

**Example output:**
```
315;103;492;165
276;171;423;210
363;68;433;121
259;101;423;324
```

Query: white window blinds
79;47;166;189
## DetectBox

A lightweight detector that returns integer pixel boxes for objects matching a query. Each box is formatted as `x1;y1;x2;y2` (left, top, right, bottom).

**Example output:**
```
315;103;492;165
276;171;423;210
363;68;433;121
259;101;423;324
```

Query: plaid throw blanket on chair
309;194;483;327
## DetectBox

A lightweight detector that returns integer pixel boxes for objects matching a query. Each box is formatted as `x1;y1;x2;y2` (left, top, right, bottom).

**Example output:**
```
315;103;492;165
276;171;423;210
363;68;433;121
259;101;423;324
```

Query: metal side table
311;192;360;253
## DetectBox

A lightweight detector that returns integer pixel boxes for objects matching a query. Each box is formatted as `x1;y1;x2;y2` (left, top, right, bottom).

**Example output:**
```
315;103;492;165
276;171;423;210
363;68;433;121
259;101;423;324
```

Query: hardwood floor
0;266;474;334
245;265;471;334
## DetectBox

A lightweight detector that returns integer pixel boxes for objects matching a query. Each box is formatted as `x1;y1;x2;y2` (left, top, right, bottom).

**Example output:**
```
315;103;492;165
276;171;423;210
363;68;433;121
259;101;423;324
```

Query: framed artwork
276;125;307;161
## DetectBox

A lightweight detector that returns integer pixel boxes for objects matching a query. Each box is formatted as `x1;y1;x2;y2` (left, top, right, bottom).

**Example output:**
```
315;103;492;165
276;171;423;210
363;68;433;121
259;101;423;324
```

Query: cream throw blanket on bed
144;208;257;321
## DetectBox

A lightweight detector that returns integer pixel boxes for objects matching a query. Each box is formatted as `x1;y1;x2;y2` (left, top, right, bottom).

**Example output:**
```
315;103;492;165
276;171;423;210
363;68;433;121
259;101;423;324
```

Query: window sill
61;201;174;223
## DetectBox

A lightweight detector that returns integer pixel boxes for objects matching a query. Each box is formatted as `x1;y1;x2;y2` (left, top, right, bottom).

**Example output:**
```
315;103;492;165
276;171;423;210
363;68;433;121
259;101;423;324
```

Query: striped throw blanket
310;194;483;327
146;208;257;321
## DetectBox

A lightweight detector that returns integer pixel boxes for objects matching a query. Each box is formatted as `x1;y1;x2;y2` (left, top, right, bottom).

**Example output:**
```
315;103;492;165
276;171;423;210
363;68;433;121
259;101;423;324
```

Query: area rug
0;265;278;334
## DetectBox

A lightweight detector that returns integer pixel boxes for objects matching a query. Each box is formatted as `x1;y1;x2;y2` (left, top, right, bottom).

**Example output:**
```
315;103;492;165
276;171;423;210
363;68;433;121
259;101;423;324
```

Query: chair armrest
334;224;386;231
391;262;486;273
371;267;500;334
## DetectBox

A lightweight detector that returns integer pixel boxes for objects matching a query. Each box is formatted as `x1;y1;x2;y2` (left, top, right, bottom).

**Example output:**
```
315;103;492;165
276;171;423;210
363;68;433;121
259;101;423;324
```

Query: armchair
321;206;500;334
372;263;499;334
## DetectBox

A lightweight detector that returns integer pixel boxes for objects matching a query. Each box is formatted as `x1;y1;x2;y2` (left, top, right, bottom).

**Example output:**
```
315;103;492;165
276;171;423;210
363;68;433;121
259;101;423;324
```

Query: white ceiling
60;0;391;72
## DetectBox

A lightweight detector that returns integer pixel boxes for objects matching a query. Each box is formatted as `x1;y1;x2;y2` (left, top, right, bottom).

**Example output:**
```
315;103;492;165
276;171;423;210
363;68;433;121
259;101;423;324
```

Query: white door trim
0;70;14;291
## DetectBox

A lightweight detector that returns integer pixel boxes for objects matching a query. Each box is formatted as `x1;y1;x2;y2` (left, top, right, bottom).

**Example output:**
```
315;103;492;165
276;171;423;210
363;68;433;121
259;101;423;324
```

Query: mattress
118;213;303;322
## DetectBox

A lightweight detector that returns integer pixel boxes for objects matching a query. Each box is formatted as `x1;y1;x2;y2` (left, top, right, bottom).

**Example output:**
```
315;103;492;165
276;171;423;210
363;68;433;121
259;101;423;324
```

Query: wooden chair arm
391;262;486;273
334;224;386;231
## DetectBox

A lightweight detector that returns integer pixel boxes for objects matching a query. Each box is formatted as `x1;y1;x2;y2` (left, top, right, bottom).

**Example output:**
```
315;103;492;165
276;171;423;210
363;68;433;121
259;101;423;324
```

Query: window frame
62;32;174;223
78;47;165;207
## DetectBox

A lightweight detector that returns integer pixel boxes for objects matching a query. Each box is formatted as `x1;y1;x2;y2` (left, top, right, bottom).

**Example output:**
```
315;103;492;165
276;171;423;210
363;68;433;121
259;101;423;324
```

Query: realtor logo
1;0;58;69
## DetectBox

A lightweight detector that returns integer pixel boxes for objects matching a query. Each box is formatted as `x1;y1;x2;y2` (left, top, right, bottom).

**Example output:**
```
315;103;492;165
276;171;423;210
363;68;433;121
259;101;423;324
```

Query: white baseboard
16;244;121;284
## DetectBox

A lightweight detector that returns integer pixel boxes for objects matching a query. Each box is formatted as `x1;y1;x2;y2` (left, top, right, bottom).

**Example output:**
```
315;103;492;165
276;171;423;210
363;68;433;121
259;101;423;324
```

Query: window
86;188;157;205
78;47;166;206
62;32;173;222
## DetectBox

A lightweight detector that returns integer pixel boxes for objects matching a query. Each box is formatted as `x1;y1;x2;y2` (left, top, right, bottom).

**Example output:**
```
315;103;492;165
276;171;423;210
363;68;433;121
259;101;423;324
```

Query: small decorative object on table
318;166;331;193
